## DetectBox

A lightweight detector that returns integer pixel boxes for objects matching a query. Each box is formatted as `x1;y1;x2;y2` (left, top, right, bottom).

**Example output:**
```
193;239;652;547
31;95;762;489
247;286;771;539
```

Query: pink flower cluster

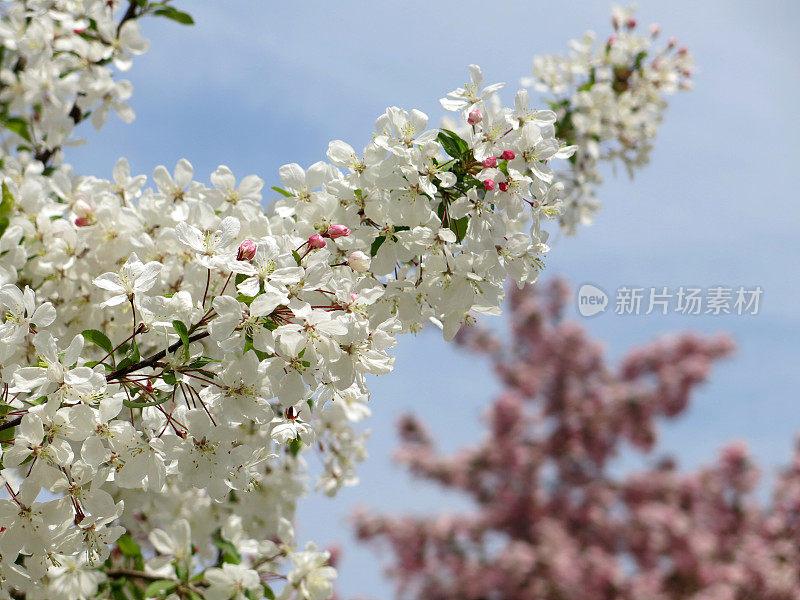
351;280;800;600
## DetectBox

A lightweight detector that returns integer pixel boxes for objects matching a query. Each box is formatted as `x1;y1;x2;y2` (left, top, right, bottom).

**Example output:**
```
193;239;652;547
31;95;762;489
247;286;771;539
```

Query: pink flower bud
483;179;496;191
626;17;637;28
325;224;350;239
75;216;92;227
608;34;618;46
649;23;660;36
501;150;515;161
467;110;483;125
668;36;678;48
237;239;258;260
308;234;326;249
482;156;498;168
678;46;688;56
347;250;371;272
498;182;509;192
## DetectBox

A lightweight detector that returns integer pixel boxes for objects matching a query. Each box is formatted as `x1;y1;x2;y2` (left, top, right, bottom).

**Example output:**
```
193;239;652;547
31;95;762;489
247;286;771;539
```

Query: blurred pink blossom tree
354;280;800;600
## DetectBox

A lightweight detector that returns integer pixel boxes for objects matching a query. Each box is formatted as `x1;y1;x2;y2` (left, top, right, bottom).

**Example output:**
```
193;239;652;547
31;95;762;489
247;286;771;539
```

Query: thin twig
107;332;209;381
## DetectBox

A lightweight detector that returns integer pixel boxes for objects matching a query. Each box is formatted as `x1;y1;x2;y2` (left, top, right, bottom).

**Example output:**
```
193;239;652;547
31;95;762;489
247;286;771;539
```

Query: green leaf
188;356;218;369
117;534;141;557
109;579;128;600
0;422;15;443
2;117;31;142
236;293;256;307
450;215;469;242
173;320;190;359
263;585;276;600
162;371;177;386
128;340;140;363
213;536;242;565
0;182;14;237
81;329;114;355
289;437;303;457
271;186;294;198
130;580;146;600
370;235;386;257
437;129;469;159
243;336;271;361
123;389;172;409
115;339;140;371
292;249;302;265
85;360;112;371
144;579;179;597
152;7;194;25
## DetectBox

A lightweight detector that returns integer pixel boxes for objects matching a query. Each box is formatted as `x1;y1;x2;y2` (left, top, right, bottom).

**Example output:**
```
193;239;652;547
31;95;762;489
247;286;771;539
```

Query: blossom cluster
0;0;164;167
522;5;694;232
0;2;602;599
355;280;800;600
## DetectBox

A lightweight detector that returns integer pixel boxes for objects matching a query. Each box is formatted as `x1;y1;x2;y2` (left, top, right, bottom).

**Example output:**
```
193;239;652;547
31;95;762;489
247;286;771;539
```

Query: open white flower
92;252;161;306
176;216;241;269
204;563;261;600
0;284;56;343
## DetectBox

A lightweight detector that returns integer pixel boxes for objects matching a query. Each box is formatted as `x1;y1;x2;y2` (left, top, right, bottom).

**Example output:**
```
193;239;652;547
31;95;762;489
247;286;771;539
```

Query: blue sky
68;2;800;597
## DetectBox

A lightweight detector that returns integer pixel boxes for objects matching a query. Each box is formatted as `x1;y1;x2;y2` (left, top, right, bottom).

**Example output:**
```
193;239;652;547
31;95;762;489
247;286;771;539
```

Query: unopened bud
75;216;93;227
482;156;498;168
237;239;258;260
74;198;93;219
467;109;483;125
678;46;688;56
668;36;678;48
347;250;371;272
649;23;660;36
308;234;326;249
325;224;350;239
501;150;515;161
626;17;637;28
483;179;496;191
608;34;618;46
498;182;509;192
